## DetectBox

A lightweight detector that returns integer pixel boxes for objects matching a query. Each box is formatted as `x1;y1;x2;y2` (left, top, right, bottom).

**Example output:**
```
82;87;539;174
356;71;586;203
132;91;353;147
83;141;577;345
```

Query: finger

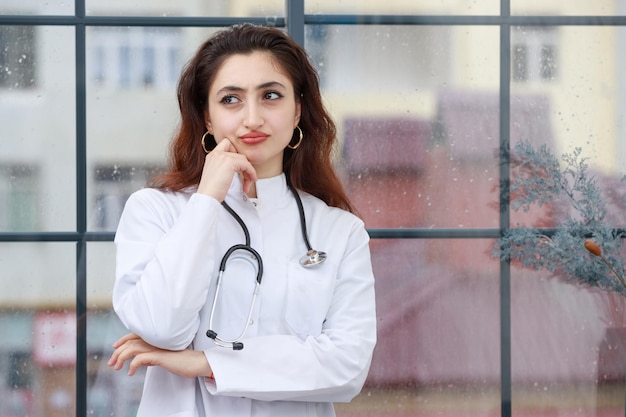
127;355;141;376
112;333;140;349
110;339;144;370
241;171;257;194
128;352;159;376
111;344;133;371
107;346;124;367
108;349;126;370
108;333;140;366
213;137;237;153
107;351;117;367
108;341;129;366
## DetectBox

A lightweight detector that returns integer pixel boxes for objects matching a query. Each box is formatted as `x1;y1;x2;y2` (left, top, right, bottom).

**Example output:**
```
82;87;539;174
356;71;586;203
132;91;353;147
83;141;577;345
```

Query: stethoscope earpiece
300;249;327;267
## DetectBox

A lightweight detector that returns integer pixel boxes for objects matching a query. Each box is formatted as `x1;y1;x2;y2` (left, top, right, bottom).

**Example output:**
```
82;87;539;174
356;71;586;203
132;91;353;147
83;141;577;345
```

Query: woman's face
205;51;301;179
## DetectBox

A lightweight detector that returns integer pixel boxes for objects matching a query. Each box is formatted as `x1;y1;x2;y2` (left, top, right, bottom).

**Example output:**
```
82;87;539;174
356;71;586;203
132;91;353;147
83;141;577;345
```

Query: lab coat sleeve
204;219;376;402
113;189;221;350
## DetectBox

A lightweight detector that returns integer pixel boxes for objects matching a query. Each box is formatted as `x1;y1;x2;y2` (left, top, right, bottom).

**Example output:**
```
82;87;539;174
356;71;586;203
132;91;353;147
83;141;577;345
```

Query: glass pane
504;24;626;415
86;0;283;17
506;25;626;415
0;243;76;416
512;0;622;16
312;25;500;228
510;269;623;415
0;0;73;15
510;26;626;227
87;242;116;310
307;0;499;15
0;26;76;232
87;310;144;417
86;27;218;231
86;242;143;416
338;238;500;416
0;243;76;306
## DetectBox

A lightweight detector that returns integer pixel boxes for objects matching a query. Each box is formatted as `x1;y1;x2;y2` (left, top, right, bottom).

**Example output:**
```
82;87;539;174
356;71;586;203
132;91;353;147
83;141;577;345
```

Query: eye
264;91;283;100
220;95;240;105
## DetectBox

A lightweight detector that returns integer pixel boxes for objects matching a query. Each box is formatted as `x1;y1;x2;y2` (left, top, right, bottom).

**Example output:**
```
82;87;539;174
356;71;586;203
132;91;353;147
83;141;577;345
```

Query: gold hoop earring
287;126;303;150
201;131;214;153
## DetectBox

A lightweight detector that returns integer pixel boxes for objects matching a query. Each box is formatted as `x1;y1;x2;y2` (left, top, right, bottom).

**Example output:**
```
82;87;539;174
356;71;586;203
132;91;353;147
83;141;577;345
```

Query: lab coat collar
229;173;291;209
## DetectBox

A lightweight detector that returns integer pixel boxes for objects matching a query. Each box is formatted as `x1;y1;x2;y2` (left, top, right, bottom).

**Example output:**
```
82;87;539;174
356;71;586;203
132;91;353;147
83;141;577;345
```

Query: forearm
204;331;374;402
109;333;214;379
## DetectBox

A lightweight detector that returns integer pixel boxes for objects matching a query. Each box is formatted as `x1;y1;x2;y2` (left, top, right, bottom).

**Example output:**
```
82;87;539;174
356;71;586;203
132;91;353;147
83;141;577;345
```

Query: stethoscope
206;185;326;350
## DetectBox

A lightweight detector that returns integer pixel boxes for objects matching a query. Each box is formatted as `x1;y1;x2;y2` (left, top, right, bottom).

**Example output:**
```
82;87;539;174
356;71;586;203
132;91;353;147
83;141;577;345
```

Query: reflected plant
493;140;626;297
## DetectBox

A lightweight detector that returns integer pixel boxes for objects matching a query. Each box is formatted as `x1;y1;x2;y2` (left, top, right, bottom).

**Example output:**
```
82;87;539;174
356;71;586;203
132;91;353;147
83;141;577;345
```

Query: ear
294;100;302;128
204;109;213;134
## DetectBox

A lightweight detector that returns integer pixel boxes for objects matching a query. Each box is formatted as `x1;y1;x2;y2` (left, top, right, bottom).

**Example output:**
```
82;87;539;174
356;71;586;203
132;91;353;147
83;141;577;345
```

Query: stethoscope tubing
290;186;314;252
206;185;325;350
218;244;263;284
206;243;262;351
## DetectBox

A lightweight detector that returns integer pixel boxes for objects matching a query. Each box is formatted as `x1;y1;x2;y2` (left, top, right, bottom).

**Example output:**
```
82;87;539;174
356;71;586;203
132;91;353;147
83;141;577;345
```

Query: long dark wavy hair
150;23;354;213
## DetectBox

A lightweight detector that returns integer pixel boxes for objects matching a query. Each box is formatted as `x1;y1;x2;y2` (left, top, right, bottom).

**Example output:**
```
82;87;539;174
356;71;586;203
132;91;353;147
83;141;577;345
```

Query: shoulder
116;186;211;240
119;187;200;228
300;192;365;232
125;186;196;211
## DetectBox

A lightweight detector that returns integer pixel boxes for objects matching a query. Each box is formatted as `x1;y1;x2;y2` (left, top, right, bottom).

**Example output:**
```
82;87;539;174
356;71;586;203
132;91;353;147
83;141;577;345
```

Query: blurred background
1;0;626;416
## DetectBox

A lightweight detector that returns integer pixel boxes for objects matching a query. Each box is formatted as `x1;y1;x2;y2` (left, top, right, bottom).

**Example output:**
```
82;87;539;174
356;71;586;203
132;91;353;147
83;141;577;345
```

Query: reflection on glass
87;310;142;417
88;27;183;91
0;243;76;417
337;238;501;416
506;24;626;414
0;26;76;232
510;268;624;415
85;0;283;17
86;208;144;416
310;25;500;228
512;0;622;16
86;242;116;309
511;27;558;83
86;26;206;232
0;26;36;89
510;26;626;227
0;165;40;231
0;0;74;15
306;0;499;15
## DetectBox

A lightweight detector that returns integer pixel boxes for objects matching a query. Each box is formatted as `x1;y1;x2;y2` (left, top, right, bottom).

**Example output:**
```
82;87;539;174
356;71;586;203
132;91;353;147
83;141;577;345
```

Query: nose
243;102;264;129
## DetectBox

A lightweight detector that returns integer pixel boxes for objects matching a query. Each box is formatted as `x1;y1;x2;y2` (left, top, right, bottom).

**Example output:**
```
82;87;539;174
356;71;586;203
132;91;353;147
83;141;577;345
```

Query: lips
240;132;269;145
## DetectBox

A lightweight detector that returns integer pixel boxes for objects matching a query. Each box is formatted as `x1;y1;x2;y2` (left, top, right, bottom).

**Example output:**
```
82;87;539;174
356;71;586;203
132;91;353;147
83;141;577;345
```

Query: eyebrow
216;81;287;95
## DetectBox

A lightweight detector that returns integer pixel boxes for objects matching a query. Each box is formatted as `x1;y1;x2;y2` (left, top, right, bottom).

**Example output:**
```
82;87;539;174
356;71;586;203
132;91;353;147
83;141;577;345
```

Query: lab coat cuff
203;350;218;393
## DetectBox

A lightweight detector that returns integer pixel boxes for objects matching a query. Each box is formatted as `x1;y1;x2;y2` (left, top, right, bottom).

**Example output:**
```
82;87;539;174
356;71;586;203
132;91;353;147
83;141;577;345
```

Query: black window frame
1;1;625;415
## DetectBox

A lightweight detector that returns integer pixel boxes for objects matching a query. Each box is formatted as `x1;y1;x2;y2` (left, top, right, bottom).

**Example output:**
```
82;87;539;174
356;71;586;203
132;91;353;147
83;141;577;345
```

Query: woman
108;23;376;417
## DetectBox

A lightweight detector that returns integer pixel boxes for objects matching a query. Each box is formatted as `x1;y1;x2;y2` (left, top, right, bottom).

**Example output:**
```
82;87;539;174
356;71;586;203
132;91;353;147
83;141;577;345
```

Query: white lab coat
113;174;377;417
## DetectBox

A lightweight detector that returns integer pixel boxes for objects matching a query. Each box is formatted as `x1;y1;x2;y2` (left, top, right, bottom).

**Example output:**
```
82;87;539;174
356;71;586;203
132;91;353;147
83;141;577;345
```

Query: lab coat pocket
285;259;337;339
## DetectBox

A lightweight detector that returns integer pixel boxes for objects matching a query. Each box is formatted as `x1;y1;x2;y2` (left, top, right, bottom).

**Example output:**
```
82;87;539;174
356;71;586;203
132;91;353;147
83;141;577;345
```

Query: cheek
209;113;238;137
274;118;296;142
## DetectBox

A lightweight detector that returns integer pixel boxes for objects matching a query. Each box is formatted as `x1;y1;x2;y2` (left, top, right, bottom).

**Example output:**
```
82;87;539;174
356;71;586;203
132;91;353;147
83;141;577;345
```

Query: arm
114;139;257;351
113;190;222;350
108;333;213;378
113;138;257;350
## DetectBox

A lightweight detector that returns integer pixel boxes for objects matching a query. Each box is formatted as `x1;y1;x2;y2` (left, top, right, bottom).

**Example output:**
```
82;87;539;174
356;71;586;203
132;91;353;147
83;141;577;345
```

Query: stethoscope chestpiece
299;249;327;267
